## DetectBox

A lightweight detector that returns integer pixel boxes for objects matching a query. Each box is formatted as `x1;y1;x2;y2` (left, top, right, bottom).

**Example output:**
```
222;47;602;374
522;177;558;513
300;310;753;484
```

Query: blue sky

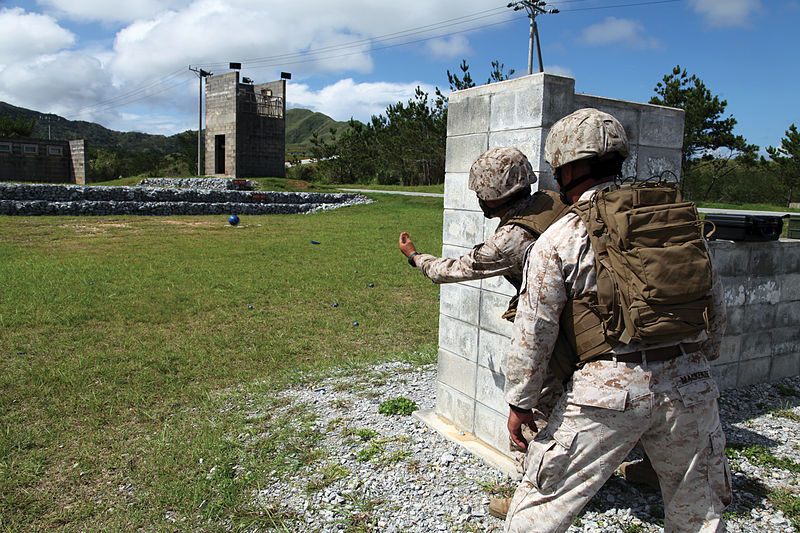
0;0;796;153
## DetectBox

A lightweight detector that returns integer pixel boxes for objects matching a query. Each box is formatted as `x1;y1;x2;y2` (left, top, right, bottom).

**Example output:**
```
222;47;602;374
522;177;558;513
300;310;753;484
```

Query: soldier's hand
507;407;535;450
398;232;417;258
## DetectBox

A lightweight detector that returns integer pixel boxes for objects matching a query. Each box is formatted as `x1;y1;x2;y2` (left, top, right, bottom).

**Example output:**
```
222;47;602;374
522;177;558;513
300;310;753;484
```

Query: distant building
0;137;87;184
204;72;286;178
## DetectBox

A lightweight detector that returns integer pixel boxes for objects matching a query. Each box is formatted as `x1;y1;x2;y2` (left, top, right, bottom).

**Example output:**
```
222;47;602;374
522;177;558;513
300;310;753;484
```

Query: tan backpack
568;182;713;358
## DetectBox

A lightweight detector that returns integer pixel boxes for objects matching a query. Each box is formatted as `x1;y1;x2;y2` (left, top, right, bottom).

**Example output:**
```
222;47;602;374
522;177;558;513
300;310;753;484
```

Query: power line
69;0;681;115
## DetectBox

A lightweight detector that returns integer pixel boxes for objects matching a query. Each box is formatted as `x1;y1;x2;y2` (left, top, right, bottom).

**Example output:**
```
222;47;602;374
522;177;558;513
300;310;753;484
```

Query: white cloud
579;17;660;48
690;0;762;27
0;50;113;119
544;65;573;78
37;0;192;24
0;8;75;63
0;0;502;133
426;35;472;60
287;79;438;123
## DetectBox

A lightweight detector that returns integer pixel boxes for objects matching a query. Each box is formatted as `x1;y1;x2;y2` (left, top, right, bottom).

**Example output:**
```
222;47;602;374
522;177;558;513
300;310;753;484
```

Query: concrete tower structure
204;72;286;178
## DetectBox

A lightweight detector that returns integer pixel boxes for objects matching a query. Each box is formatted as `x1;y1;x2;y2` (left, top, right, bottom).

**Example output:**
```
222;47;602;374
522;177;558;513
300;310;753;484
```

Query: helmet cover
468;147;536;201
544;108;630;170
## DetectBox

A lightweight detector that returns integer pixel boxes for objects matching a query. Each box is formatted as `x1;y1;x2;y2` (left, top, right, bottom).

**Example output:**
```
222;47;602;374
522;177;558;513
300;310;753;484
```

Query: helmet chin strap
478;186;532;218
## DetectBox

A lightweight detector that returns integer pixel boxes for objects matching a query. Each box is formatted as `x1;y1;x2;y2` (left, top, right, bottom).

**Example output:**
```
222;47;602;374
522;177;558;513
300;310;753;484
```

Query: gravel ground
236;361;800;532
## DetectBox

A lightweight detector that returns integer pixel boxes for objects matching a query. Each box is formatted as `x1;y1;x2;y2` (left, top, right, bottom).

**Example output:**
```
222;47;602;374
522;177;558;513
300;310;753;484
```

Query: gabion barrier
137;178;253;190
0;183;371;216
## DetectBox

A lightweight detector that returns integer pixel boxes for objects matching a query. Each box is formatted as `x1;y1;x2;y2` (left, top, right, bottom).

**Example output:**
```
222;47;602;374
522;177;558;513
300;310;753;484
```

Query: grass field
0;193;443;531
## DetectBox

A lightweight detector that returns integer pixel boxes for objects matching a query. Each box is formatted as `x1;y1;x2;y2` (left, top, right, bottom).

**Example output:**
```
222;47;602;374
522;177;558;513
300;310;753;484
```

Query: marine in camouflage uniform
399;147;569;466
504;109;732;533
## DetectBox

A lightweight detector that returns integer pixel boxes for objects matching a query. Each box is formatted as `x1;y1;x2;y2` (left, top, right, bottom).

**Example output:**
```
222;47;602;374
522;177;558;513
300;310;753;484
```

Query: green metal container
789;214;800;239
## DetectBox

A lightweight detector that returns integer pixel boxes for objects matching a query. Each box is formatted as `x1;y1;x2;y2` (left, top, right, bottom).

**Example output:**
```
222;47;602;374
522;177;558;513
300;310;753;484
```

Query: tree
766;124;800;207
488;60;515;84
650;65;757;196
447;60;475;91
0;115;35;137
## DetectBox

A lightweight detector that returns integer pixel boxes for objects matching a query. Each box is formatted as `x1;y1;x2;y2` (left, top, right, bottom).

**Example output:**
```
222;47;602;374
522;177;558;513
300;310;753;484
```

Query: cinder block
447;93;491;136
709;241;750;277
488;128;544;170
743;303;777;331
445;134;488;174
775;301;800;328
475;365;507;413
437;348;477;397
782;241;800;273
721;277;748;307
444;173;480;211
483;216;500;242
438;315;479;362
749;243;783;277
747;278;781;305
490;78;544;132
482;274;516;297
439;282;481;325
478;329;512;374
436;381;475;433
724;304;745;336
712;362;739;390
737;357;771;387
574;95;642;145
480;291;515;337
473;403;513;459
442;209;484;248
441;244;481;289
771;327;800;357
634;145;682;181
781;273;800;301
740;331;773;360
540;74;576;127
637;106;684;149
769;353;800;382
714;335;741;366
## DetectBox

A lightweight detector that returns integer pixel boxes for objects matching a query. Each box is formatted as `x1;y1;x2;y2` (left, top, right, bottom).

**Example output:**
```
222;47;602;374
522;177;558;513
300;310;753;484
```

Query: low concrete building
423;73;800;474
0;137;87;184
204;72;286;178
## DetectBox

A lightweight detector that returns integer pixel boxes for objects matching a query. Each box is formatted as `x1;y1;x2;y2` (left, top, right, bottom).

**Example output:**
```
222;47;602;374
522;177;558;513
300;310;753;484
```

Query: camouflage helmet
544;108;630;170
468;147;537;201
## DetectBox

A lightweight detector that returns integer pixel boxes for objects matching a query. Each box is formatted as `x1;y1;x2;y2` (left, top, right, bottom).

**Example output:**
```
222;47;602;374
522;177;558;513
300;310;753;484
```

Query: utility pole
39;115;51;139
189;66;213;176
507;1;559;75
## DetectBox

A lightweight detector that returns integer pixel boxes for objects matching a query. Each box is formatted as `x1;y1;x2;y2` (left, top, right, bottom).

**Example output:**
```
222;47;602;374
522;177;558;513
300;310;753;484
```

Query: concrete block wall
438;72;691;456
205;73;238;177
709;240;800;389
0;137;83;184
69;140;87;184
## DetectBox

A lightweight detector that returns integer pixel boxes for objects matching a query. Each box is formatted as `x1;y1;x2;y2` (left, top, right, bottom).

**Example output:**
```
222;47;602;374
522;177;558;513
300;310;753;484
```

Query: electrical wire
69;0;682;115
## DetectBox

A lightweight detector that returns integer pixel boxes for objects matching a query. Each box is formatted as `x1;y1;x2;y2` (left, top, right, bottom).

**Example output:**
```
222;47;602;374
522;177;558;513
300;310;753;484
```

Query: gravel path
237;361;800;532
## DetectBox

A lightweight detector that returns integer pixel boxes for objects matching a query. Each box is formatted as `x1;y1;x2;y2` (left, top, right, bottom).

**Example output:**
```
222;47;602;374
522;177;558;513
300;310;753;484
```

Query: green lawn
0;193;443;531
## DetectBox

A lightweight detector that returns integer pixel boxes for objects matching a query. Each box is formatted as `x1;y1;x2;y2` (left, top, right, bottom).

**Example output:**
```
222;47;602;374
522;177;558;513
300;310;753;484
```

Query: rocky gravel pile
138;177;254;190
238;361;800;532
0;182;371;216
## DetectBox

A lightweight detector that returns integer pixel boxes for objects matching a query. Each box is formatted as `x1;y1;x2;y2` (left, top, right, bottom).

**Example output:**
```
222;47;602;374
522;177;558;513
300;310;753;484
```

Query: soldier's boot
619;455;660;490
488;495;511;520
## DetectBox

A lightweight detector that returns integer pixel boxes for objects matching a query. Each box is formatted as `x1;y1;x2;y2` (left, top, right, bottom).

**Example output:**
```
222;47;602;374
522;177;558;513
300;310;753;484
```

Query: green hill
0;101;354;156
285;107;355;154
0;101;180;154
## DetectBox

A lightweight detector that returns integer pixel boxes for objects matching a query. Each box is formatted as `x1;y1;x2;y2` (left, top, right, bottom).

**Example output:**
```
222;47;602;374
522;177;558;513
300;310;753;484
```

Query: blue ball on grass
228;215;240;226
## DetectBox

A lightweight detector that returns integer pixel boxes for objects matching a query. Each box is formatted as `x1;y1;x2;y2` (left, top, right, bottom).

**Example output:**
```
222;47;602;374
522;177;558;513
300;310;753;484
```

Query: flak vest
499;190;578;381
